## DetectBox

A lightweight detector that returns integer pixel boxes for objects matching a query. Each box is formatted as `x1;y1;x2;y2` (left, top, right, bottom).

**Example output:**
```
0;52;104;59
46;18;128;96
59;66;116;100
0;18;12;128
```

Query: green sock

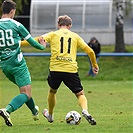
6;93;28;114
25;97;37;115
5;105;13;114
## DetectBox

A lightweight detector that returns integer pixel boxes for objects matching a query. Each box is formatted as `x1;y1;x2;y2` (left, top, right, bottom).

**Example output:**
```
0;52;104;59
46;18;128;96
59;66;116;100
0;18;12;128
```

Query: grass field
0;45;133;81
0;80;132;133
0;45;132;132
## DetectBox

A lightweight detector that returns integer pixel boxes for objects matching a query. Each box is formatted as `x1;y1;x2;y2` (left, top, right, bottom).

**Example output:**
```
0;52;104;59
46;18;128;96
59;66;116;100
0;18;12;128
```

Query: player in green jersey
0;0;46;126
22;15;99;125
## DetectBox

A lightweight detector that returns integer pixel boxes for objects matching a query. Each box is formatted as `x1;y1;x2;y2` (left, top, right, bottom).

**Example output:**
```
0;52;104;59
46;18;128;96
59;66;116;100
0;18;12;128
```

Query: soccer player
21;15;99;125
0;0;46;126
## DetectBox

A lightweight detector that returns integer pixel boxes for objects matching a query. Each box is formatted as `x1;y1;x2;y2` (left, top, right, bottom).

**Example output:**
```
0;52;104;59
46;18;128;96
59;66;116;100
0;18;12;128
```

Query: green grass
21;44;133;53
0;45;132;132
0;45;133;81
0;56;132;81
0;80;132;133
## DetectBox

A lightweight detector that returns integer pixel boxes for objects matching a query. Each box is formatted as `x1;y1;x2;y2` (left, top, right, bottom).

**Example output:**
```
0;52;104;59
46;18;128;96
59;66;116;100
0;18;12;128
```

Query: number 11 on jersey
60;37;71;54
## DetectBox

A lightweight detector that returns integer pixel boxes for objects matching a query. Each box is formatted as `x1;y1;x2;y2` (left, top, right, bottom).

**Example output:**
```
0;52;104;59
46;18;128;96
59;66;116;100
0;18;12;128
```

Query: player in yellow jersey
21;15;99;125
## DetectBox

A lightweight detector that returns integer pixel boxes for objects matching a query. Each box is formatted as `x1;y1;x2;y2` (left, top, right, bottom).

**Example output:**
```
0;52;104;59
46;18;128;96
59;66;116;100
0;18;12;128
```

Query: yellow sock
48;91;56;115
78;95;88;110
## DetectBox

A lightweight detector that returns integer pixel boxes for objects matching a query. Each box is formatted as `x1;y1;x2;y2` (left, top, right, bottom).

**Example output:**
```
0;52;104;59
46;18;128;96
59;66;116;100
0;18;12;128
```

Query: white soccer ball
65;111;81;125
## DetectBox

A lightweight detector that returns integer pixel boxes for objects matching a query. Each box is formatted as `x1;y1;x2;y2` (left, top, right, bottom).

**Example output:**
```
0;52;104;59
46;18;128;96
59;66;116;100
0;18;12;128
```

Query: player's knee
20;92;31;99
20;90;31;99
75;90;84;97
25;93;31;99
50;88;57;94
20;85;32;98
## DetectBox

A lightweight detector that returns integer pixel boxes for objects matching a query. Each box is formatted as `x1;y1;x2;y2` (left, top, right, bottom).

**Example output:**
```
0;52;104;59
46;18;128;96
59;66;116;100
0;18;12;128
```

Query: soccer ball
65;111;81;125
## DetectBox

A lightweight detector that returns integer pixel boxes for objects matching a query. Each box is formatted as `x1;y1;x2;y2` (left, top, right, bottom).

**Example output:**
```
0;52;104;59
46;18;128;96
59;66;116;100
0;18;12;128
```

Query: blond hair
58;15;72;26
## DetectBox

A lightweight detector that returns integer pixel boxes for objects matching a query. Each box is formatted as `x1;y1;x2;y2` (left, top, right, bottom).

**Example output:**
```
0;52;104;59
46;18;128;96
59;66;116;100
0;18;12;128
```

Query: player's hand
38;37;46;48
92;67;99;75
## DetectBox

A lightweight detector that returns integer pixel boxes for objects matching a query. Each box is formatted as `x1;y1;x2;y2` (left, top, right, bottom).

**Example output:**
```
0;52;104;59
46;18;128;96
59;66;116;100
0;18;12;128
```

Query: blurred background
0;1;132;81
29;0;132;47
0;0;132;49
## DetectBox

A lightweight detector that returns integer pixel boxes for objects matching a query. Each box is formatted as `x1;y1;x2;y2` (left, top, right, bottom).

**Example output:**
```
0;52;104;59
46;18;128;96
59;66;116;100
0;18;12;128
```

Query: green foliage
13;0;23;15
0;0;29;16
113;0;132;16
0;80;132;133
125;0;132;15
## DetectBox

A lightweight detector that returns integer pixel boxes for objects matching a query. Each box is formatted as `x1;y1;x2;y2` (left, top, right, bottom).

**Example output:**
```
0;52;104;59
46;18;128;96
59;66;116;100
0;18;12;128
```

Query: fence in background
23;53;133;57
30;0;133;45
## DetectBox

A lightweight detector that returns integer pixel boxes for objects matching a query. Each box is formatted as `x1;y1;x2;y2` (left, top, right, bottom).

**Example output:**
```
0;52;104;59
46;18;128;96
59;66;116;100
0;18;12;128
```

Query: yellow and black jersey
43;29;89;73
21;28;98;73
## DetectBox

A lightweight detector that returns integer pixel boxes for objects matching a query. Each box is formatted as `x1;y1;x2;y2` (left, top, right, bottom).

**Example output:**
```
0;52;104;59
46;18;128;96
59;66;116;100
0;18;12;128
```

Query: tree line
0;0;132;52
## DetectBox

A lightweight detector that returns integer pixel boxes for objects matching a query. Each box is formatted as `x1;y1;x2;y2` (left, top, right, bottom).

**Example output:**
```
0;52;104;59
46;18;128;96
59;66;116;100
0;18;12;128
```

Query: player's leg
0;86;29;126
63;73;88;110
0;84;39;126
19;85;39;121
0;91;28;126
75;91;96;125
48;88;57;115
0;62;39;126
0;66;29;126
43;88;57;123
42;71;62;123
25;97;39;121
64;72;96;125
15;63;39;120
5;84;39;120
5;85;30;114
75;90;88;111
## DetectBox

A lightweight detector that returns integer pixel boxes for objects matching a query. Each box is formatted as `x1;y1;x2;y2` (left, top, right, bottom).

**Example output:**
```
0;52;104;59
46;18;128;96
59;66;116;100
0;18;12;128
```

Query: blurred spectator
87;37;101;77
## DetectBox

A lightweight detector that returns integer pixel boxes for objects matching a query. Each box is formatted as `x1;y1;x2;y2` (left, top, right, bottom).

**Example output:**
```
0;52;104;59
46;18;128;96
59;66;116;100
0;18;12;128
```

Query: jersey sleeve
42;31;53;44
18;24;31;40
76;34;98;68
83;46;98;68
77;35;88;49
18;24;44;50
27;37;45;50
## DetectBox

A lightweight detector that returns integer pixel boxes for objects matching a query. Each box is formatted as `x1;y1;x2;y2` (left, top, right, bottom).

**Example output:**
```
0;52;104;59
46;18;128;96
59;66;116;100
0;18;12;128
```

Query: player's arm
21;36;45;50
83;46;99;74
19;24;46;50
21;37;39;46
77;35;99;74
21;33;51;46
26;37;46;50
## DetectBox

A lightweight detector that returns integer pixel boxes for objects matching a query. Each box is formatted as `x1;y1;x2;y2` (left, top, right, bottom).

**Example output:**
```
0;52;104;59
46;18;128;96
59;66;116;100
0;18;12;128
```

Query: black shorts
47;71;83;93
